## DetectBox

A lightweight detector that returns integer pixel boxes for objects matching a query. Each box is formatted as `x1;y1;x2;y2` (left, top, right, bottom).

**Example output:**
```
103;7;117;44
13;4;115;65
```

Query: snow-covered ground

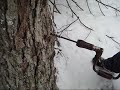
52;0;120;89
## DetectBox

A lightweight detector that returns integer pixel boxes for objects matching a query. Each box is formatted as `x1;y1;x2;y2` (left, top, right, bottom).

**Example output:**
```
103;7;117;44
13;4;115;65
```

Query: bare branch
97;0;105;16
58;18;78;34
84;30;92;40
86;0;94;16
99;0;108;9
106;35;120;46
96;0;120;13
56;4;69;8
49;0;61;14
66;0;93;31
71;0;84;11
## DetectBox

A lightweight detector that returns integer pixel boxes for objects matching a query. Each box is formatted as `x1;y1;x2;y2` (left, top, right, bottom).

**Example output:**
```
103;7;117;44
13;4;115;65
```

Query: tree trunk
0;0;58;90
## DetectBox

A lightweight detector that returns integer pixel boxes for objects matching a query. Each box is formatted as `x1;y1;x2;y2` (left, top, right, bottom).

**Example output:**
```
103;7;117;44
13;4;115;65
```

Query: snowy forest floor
51;0;120;89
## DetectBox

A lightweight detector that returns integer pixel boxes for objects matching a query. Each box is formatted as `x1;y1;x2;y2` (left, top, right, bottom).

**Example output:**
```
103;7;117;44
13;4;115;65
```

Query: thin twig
101;1;108;9
115;9;118;16
106;35;120;46
66;0;93;31
49;0;61;14
58;24;69;31
97;0;105;16
99;0;108;9
58;18;78;34
71;0;84;11
84;30;92;40
86;0;94;16
96;0;120;13
56;4;69;8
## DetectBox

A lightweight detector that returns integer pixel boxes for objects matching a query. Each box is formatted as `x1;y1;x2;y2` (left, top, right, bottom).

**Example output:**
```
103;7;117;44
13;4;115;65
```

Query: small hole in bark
43;35;51;43
43;35;47;40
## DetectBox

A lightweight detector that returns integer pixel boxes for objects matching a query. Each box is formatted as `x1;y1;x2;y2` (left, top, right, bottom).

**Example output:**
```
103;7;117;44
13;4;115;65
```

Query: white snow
51;0;120;89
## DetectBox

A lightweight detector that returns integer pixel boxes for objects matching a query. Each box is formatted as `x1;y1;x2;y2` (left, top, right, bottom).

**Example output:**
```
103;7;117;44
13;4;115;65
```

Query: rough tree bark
0;0;58;90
